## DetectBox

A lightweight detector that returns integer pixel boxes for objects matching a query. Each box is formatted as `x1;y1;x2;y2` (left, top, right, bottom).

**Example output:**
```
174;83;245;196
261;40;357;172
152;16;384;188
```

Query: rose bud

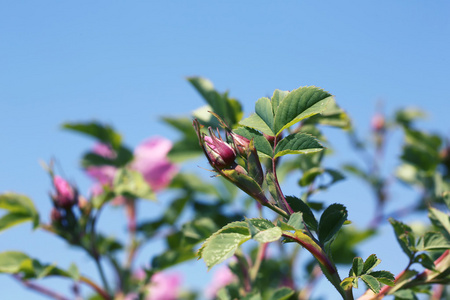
53;176;78;209
50;207;63;224
227;131;251;157
203;128;237;170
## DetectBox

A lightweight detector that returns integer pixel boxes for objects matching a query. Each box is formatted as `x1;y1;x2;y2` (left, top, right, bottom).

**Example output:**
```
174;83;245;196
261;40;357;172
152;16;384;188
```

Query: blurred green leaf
0;193;39;232
303;98;351;129
187;77;243;127
422;232;450;250
270;287;294;300
113;168;155;200
428;207;450;239
62;122;122;150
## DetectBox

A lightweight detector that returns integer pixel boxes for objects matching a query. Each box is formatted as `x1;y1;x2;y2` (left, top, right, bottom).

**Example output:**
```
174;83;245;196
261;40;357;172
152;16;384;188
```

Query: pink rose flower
130;137;178;192
205;266;237;299
147;272;181;300
85;138;177;201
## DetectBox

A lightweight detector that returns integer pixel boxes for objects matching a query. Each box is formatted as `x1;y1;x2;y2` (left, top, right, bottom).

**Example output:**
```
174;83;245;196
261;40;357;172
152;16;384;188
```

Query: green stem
282;232;352;300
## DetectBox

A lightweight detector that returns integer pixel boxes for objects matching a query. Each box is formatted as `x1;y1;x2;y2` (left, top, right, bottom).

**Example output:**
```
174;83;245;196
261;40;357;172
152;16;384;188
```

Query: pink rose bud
371;113;385;132
53;176;78;208
227;131;251;156
204;129;236;169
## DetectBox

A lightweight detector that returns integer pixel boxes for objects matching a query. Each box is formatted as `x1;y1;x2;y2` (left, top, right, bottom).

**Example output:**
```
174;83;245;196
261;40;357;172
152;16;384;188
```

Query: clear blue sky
1;1;449;299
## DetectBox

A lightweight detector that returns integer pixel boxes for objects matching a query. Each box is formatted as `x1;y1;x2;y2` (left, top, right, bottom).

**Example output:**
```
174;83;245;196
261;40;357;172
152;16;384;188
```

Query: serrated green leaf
277;220;297;231
389;218;416;258
253;227;282;243
285;196;318;231
363;254;381;274
274;133;323;158
369;270;395;286
352;257;364;276
255;97;274;132
62;122;122;149
113;168;155;200
200;232;250;269
318;204;348;244
198;221;250;269
271;90;290;115
361;274;381;294
0;193;39;232
270;287;294;300
273;86;333;135
239;113;275;136
287;212;303;230
422;231;450;250
428;207;450;238
233;127;273;158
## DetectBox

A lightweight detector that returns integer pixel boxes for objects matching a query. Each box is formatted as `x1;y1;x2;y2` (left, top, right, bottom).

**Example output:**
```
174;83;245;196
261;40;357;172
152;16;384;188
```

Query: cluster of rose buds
193;119;267;206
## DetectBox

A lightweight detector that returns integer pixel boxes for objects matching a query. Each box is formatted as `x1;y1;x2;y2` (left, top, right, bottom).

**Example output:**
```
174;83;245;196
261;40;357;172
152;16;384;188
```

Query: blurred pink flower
85;138;177;201
130;137;178;192
205;265;237;299
147;272;182;300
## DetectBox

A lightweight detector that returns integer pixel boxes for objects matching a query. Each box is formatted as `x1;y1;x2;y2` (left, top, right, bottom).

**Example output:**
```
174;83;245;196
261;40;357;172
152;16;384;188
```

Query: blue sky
1;1;450;299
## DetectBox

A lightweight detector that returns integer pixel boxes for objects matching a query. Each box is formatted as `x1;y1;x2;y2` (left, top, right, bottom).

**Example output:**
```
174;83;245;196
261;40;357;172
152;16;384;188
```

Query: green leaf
152;249;197;270
233;127;273;158
271;90;290;116
198;221;250;269
0;193;39;232
318;203;348;244
273;86;333;135
287;212;303;230
361;274;381;294
285;196;318;231
422;231;450;250
274;133;323;158
412;253;435;270
303;98;351;129
255;97;275;132
113;168;155;200
187;77;243;127
351;257;364;276
369;270;395;286
62;122;122;149
363;254;381;274
67;263;80;281
428;207;450;238
239;113;275;136
81;146;133;168
389;218;416;258
270;287;294;300
0;251;30;273
340;277;354;290
252;226;282;243
392;289;418;300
